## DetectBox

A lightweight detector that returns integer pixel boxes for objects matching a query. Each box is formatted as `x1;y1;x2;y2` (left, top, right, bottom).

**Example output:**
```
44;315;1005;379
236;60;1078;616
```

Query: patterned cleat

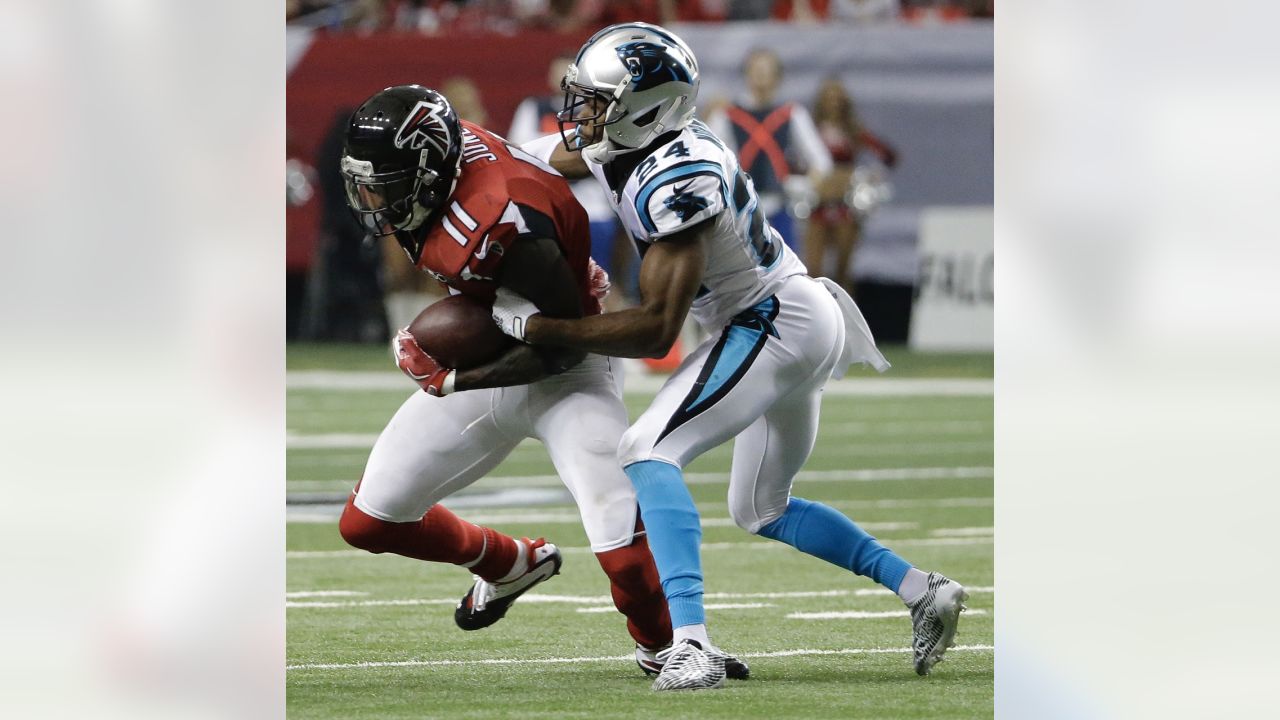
907;572;969;676
454;539;562;631
651;639;726;691
638;643;750;680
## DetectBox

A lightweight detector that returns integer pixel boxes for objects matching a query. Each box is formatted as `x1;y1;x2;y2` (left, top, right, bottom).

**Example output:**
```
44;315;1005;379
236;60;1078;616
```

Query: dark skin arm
454;236;587;391
525;219;708;359
548;142;592;180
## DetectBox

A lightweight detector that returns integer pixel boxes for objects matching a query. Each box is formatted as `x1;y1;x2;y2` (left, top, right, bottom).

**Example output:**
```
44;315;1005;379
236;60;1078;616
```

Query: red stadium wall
287;30;593;270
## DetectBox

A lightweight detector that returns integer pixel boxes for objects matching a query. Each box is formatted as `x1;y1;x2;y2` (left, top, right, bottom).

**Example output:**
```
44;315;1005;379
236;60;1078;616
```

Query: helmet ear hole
632;105;661;127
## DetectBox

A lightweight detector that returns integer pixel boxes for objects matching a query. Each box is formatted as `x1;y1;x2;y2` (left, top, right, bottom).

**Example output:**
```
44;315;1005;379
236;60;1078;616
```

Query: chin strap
583;137;644;164
582;140;613;165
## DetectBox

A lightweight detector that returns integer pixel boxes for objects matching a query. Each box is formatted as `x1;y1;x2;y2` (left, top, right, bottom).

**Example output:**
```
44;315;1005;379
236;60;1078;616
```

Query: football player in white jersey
494;23;969;691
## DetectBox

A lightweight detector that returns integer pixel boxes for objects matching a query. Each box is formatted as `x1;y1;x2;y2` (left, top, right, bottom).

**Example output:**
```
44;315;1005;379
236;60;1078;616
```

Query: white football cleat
454;538;561;631
907;572;968;675
638;643;750;679
651;639;726;691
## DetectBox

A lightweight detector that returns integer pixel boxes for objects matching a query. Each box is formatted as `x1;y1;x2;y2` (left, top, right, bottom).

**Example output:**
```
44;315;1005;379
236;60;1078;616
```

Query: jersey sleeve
633;160;730;239
455;182;568;281
518;132;562;165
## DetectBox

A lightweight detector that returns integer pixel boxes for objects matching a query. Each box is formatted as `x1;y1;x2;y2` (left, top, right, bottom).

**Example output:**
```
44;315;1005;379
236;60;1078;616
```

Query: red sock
595;518;672;650
339;495;520;582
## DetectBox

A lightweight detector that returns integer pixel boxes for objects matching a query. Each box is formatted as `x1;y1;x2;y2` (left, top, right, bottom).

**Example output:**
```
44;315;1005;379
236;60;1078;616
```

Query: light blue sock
624;460;705;629
757;496;911;592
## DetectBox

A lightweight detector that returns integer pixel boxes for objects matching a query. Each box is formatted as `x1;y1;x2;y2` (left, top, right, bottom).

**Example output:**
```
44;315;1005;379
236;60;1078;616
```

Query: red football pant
594;519;672;650
338;495;521;583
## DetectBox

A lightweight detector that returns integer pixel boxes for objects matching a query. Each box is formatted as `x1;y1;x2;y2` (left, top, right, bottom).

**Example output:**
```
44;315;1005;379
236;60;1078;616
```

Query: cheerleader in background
804;78;898;293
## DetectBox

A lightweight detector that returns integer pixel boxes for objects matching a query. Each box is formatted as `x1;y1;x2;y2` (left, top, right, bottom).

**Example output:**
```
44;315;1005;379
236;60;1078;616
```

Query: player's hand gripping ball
407;294;515;371
587;258;611;300
392;329;452;396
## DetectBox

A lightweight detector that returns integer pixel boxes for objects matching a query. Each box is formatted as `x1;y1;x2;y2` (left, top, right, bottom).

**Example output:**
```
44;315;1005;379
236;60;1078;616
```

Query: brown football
408;295;514;370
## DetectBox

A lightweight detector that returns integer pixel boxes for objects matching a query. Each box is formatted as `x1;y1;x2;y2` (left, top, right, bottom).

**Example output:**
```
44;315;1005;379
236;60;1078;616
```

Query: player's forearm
527;309;674;359
454;344;583;391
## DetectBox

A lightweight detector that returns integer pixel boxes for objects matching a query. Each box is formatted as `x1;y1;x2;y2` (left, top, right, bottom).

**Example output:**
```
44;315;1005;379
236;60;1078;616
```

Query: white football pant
618;274;887;533
355;354;640;552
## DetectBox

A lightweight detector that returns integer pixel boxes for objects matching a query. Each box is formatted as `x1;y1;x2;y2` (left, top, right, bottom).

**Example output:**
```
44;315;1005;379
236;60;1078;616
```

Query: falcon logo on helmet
340;85;464;252
394;99;452;156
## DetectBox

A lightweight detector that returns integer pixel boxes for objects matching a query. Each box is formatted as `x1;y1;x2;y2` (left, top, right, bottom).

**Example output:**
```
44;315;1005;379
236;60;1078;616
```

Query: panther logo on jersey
617;41;692;91
664;182;710;222
394;99;453;156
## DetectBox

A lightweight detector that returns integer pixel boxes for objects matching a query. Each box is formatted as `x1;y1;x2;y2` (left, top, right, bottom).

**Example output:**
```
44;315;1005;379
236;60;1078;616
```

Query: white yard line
283;493;995;516
288;433;379;450
930;526;995;537
788;609;990;620
287;371;992;396
287;466;993;491
285;590;368;598
824;497;992;510
822;420;991;435
286;423;991;450
286;506;919;531
286;644;995;670
891;536;993;547
288;434;991;453
576;602;774;613
287;535;992;559
287;587;995;609
287;453;374;466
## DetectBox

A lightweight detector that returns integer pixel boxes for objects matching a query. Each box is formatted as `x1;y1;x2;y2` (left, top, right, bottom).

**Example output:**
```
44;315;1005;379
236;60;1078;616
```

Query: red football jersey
412;121;600;317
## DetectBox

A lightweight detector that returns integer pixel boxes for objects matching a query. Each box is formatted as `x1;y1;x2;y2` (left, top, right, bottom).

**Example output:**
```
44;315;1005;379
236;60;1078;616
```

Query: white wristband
441;371;456;396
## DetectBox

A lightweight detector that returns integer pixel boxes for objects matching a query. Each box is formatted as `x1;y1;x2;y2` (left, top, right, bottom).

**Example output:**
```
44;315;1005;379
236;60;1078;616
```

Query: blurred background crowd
286;6;992;352
287;1;994;32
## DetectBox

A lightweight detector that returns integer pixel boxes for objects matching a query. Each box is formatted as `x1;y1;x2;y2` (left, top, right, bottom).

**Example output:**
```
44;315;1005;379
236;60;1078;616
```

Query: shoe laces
469;576;495;612
656;639;702;664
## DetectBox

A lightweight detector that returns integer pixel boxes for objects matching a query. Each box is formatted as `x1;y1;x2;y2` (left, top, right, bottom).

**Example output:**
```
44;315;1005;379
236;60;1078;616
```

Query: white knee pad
617;424;655;468
728;492;789;535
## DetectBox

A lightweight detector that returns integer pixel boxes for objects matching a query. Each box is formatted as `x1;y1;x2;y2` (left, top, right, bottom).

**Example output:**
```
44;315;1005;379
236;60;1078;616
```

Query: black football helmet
340;85;463;250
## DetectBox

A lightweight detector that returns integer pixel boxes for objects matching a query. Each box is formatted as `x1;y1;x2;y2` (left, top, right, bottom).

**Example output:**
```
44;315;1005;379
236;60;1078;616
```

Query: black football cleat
454;539;562;631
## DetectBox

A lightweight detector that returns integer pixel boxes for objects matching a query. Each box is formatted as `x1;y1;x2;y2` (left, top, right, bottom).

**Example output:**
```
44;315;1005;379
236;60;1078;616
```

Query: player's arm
520;133;591;179
452;236;587;391
506;220;707;359
548;142;591;179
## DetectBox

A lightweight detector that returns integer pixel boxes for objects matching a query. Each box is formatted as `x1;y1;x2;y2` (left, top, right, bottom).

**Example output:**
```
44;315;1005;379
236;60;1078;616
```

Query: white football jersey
587;119;807;330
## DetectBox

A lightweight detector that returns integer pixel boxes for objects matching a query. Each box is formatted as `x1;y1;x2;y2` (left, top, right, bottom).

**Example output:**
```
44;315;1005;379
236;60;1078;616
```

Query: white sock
495;540;529;583
673;623;710;648
460;533;487;569
898;567;930;605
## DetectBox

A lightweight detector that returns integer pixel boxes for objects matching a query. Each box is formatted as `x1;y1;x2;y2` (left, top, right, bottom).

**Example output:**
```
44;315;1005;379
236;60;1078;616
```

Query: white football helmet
558;22;700;163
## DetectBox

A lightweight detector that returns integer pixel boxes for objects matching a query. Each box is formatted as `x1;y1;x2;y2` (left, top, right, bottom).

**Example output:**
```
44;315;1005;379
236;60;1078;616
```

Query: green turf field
287;346;993;719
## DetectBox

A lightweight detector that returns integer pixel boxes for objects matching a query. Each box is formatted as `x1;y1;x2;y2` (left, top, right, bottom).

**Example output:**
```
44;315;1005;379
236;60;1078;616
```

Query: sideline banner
909;207;993;350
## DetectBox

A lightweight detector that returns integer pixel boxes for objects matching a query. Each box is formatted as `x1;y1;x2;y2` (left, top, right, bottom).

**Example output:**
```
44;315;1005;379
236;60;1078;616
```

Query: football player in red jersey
335;85;746;677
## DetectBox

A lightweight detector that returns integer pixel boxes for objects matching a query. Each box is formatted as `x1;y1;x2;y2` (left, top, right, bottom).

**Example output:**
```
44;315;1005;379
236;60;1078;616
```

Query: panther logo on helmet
394;99;453;156
616;41;692;92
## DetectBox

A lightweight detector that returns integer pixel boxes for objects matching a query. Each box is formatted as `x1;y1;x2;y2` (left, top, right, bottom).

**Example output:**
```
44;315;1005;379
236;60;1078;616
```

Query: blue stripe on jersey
634;161;729;235
654;295;781;445
686;323;763;410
